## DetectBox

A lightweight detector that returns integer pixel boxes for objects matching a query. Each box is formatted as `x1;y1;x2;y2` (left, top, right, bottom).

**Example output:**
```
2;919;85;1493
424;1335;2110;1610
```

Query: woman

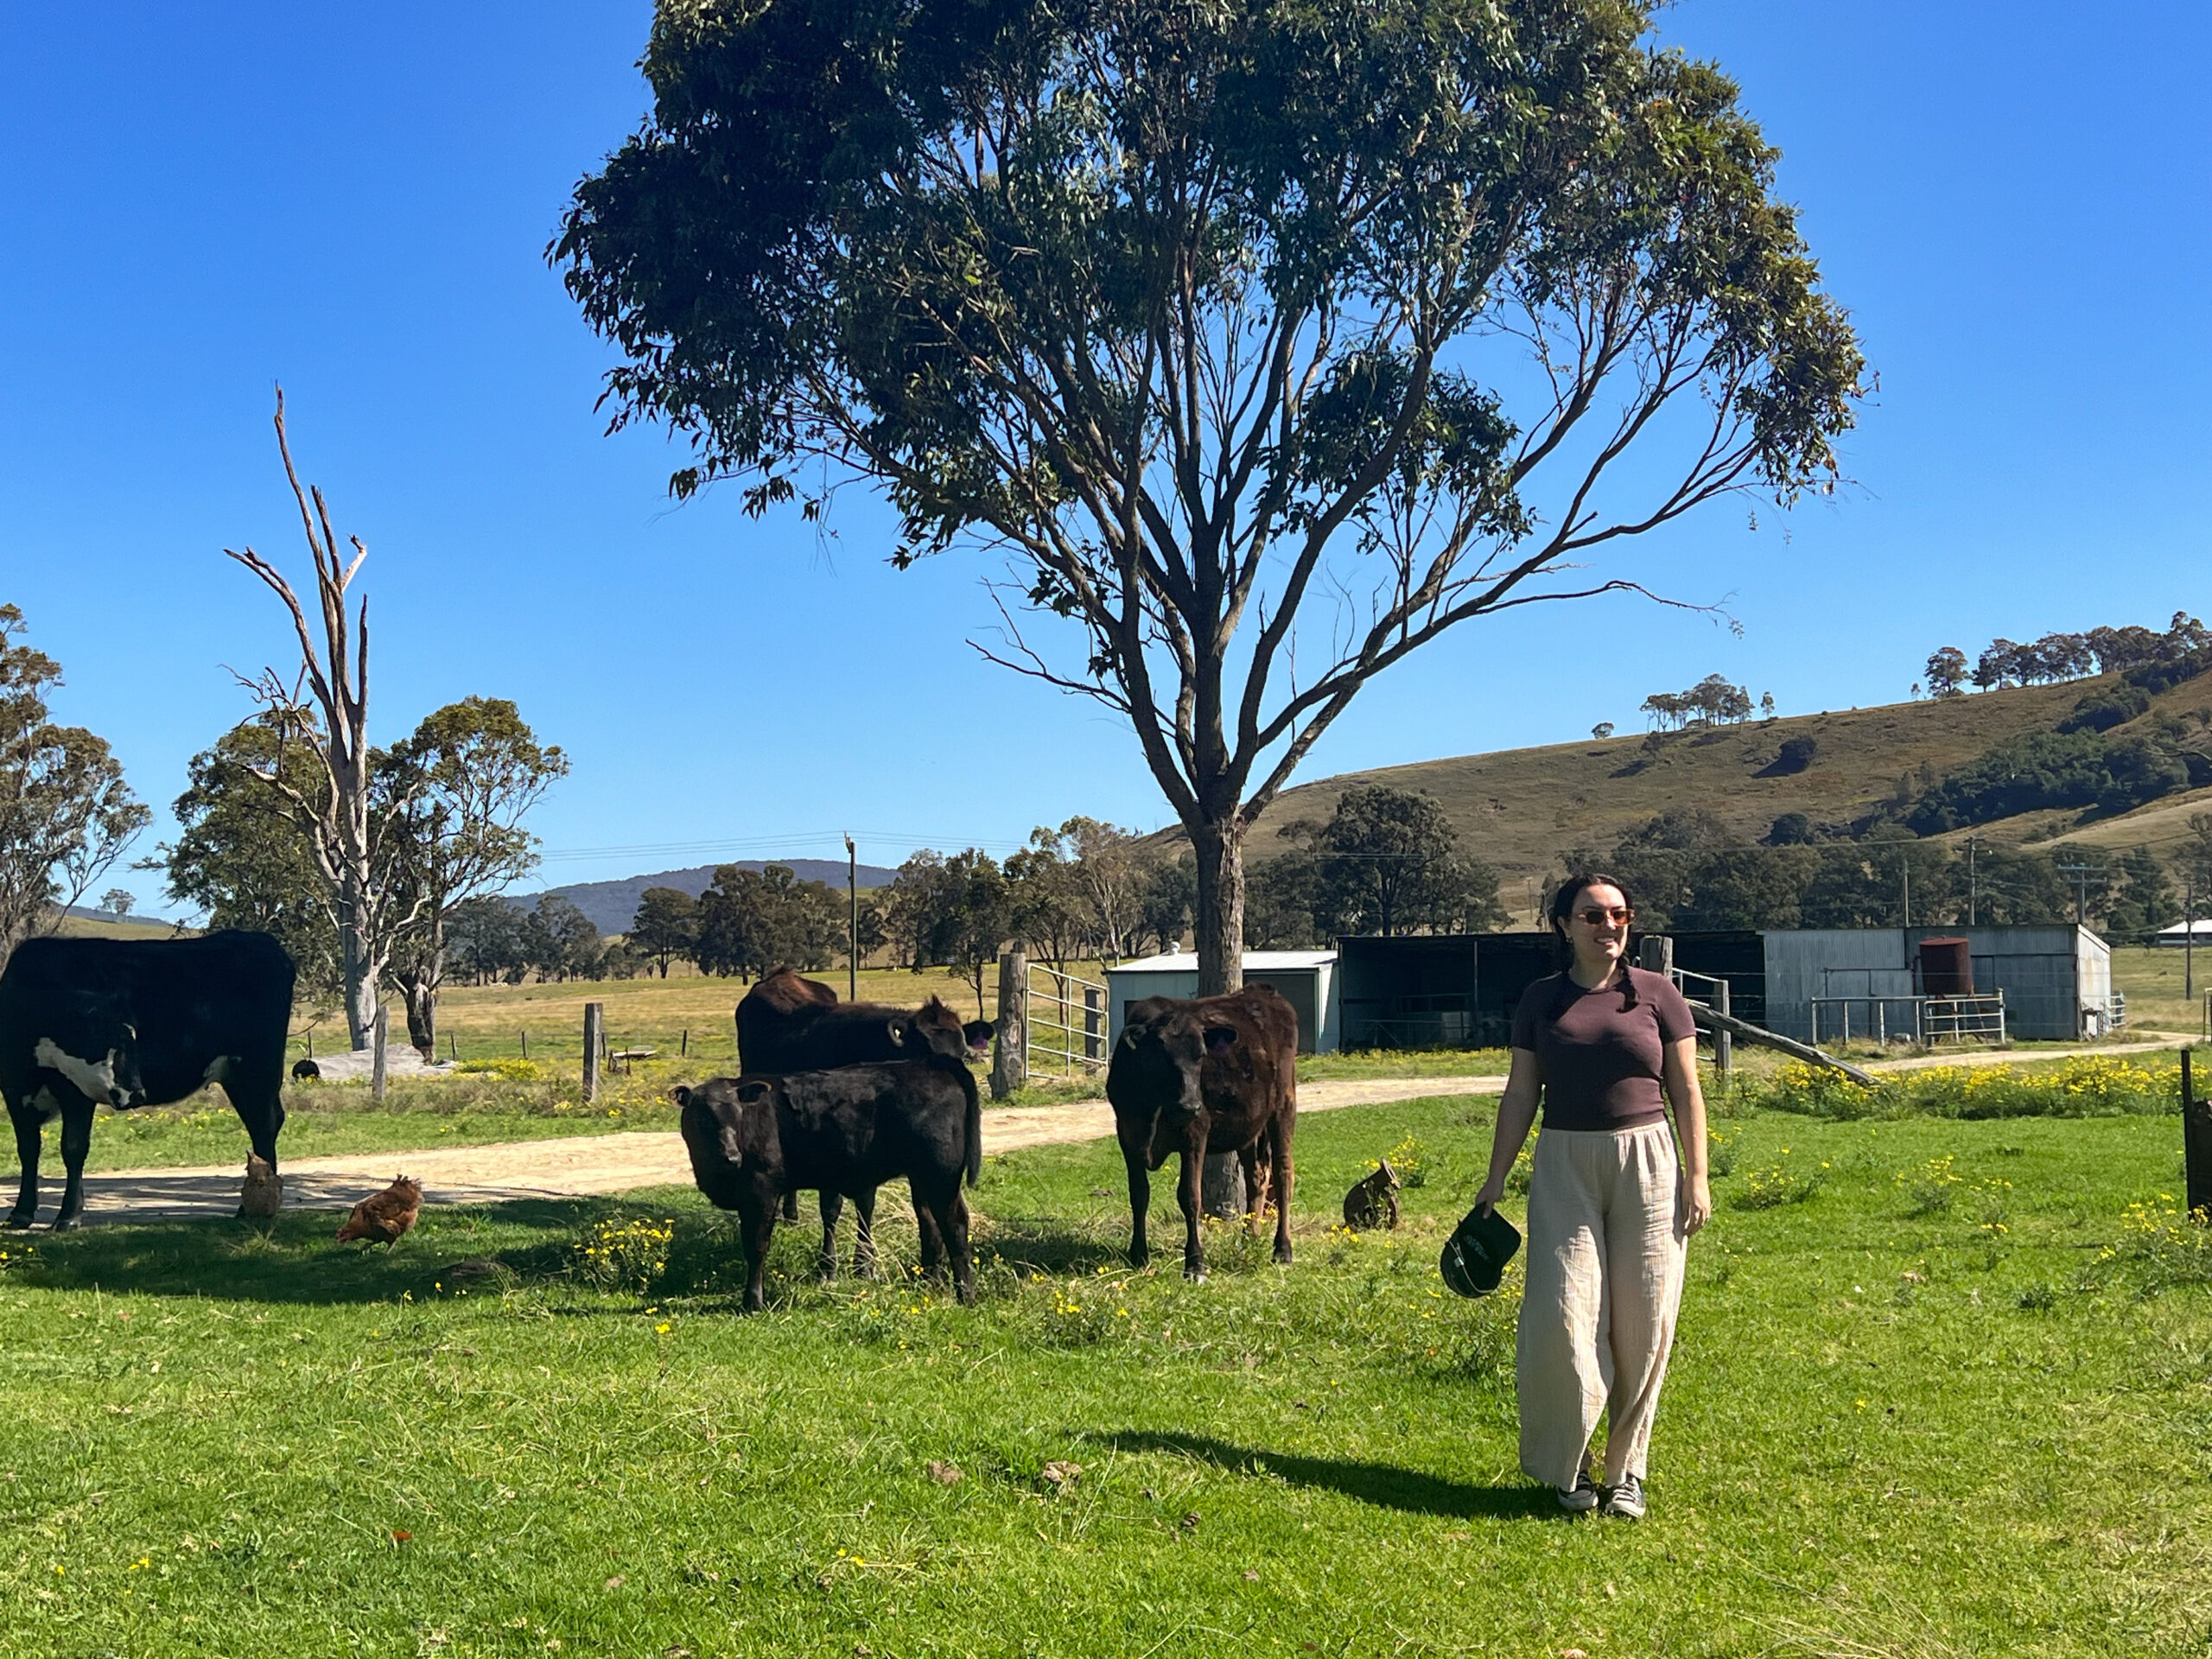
1472;874;1712;1520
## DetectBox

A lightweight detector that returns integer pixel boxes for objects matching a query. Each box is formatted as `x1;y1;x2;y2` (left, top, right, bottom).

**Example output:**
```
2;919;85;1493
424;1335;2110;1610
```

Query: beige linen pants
1516;1121;1688;1489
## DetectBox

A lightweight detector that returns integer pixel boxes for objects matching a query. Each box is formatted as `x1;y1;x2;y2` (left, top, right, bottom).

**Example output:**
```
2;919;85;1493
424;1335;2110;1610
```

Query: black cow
1;931;296;1230
1108;985;1299;1280
677;1014;982;1311
736;969;992;1262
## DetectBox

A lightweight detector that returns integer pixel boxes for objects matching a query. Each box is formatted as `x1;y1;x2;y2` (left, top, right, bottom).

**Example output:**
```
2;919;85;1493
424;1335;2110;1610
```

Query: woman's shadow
1098;1430;1557;1520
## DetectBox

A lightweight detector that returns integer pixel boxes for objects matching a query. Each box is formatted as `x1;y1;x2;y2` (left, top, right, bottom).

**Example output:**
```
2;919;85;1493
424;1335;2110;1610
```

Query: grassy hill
1255;674;2212;922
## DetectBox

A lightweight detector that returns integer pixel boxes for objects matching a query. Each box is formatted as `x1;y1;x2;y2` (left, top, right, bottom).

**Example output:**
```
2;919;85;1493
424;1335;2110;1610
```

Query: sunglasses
1575;906;1634;926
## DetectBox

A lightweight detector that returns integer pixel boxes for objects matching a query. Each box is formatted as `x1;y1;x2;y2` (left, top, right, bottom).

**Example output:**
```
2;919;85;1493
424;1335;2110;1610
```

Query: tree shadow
7;1196;618;1306
1096;1430;1557;1520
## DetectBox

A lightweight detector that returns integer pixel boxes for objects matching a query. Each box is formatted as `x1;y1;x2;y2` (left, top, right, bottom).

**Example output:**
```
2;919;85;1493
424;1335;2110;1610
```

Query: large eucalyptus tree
558;0;1864;991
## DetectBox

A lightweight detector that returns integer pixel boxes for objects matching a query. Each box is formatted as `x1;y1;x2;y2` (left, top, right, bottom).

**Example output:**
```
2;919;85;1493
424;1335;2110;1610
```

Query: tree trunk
1190;817;1246;995
340;874;377;1051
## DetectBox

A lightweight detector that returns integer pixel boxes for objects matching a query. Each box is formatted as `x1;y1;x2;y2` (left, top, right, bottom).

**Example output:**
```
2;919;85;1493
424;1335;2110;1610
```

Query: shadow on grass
1098;1430;1556;1521
9;1197;623;1305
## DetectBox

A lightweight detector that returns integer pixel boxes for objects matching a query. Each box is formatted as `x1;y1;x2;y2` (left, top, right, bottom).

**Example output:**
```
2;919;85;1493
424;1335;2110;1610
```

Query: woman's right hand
1472;1178;1504;1216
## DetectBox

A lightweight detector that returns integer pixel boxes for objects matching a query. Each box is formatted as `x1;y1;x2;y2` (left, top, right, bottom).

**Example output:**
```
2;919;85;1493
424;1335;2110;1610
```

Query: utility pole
2056;862;2105;928
2186;880;2196;1002
846;833;859;1002
1965;835;1980;926
1901;852;1911;929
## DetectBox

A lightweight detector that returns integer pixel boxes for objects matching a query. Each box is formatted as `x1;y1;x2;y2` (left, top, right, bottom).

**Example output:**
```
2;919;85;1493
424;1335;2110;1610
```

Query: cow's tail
965;1076;982;1190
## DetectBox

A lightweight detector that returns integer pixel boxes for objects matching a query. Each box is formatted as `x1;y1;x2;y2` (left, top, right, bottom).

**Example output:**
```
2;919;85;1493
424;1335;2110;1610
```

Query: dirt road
52;1036;2196;1225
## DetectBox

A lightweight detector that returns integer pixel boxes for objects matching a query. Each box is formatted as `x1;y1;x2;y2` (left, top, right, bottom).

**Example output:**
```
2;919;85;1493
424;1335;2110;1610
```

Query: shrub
2056;686;2150;734
454;1058;549;1083
2105;1196;2212;1291
1385;1135;1432;1189
1770;735;1818;774
1734;1147;1825;1209
1904;730;2189;833
573;1216;677;1293
1753;1057;2182;1121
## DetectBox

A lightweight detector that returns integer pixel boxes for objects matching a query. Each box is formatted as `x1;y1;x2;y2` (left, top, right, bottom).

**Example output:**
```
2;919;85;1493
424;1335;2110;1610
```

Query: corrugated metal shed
1104;950;1339;1052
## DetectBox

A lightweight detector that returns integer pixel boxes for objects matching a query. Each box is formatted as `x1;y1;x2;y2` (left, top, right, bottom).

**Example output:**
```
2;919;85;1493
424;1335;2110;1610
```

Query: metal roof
1105;950;1337;975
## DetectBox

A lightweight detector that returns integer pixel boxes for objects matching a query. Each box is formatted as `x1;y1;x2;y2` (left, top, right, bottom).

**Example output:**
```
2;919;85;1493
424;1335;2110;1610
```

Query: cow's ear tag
887;1021;906;1046
1205;1026;1237;1055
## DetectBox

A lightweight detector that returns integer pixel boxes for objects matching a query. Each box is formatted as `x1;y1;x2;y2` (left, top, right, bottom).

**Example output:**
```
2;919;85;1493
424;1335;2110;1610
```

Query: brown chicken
335;1175;423;1244
238;1154;283;1219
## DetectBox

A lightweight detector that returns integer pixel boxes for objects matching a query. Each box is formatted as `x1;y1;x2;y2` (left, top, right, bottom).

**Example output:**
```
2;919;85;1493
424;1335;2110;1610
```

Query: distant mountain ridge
519;860;900;936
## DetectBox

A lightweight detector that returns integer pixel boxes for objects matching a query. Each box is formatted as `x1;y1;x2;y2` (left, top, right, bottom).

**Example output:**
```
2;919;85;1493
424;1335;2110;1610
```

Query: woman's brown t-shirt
1510;967;1696;1131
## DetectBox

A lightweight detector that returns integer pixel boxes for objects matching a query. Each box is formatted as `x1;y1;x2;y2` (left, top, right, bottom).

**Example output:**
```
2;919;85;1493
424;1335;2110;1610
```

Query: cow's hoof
1128;1245;1150;1269
1273;1246;1294;1266
3;1212;33;1231
50;1214;81;1233
1183;1264;1207;1283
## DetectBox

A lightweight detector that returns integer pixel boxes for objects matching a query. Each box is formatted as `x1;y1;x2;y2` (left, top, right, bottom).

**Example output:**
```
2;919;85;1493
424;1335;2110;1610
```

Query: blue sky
5;1;2205;918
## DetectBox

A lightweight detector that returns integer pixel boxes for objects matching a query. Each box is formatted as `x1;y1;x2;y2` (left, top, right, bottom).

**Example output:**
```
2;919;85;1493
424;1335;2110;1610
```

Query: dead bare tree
226;391;423;1049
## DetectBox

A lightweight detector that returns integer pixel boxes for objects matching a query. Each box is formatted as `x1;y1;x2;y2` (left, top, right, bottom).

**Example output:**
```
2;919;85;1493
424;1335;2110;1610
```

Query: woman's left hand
1683;1173;1713;1236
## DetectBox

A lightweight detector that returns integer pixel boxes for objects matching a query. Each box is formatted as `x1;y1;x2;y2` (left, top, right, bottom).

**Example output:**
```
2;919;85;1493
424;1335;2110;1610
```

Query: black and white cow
0;930;296;1229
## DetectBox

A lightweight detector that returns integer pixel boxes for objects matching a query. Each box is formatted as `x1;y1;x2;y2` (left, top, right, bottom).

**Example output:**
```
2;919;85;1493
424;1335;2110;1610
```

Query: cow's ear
671;1085;692;1108
887;1020;906;1046
1204;1026;1238;1055
963;1020;994;1050
736;1080;772;1104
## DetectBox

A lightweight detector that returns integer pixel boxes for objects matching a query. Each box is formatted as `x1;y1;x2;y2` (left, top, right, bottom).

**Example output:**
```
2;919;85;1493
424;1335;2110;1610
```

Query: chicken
335;1175;423;1244
238;1154;283;1219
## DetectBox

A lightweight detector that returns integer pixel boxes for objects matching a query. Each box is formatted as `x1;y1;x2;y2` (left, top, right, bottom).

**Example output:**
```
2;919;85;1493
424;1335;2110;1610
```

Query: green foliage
627;885;699;976
2056;683;2152;734
0;603;149;967
1641;674;1752;730
1732;1147;1825;1208
1268;785;1504;939
1904;728;2190;834
556;0;1864;980
160;714;340;993
692;862;843;978
446;893;531;984
1751;1054;2185;1122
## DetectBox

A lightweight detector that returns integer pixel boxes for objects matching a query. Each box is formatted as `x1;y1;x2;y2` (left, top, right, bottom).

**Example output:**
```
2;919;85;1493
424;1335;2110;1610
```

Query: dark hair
1545;872;1638;1008
1548;872;1635;938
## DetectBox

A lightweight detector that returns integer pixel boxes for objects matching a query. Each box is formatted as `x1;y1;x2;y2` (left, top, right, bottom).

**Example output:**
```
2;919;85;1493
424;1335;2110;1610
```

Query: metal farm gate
1026;962;1108;1077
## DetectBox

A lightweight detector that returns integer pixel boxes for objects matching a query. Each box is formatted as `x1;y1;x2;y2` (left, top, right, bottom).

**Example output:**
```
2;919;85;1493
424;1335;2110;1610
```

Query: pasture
0;1091;2205;1657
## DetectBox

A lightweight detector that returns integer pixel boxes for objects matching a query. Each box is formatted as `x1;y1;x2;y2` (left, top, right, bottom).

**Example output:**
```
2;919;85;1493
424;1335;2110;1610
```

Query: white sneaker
1557;1468;1600;1513
1603;1473;1646;1520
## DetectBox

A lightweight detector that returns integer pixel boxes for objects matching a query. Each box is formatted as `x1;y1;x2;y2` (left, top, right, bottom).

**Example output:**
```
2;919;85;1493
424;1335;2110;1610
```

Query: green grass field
1;1091;2206;1657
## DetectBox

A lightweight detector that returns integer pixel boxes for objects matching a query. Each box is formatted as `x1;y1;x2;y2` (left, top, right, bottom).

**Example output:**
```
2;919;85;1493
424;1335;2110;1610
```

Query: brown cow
735;969;992;1265
1107;986;1298;1280
677;1013;982;1311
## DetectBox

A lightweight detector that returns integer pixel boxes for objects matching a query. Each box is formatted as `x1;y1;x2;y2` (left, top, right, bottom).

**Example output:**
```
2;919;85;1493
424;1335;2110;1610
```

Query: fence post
1084;984;1103;1065
1714;979;1732;1082
991;950;1027;1101
1638;936;1674;977
520;1029;528;1061
371;1004;389;1104
681;1028;689;1058
2183;1049;2210;1223
582;1003;603;1103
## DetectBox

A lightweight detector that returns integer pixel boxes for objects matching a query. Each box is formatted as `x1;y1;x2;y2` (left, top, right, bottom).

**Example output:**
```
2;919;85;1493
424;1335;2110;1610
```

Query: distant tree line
1923;613;2210;698
1572;806;2212;939
1639;675;1771;731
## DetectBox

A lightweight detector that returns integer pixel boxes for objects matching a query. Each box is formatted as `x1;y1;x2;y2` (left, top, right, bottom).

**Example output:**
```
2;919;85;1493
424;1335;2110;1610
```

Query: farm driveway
56;1035;2196;1225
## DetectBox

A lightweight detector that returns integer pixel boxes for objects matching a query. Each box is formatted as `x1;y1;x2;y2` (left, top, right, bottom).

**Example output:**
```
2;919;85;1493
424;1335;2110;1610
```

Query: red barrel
1919;937;1974;995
